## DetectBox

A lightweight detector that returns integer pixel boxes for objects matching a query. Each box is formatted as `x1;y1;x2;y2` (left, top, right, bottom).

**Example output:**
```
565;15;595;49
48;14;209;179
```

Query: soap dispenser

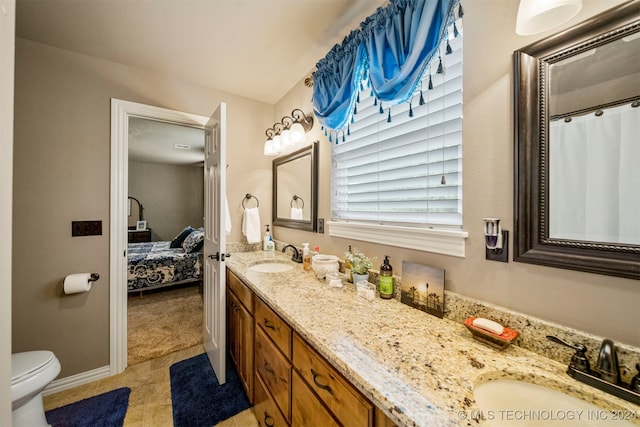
302;243;311;271
378;256;394;299
263;225;274;251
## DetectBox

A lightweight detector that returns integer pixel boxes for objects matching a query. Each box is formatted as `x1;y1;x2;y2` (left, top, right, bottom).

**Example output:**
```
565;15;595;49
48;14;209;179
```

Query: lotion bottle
263;225;271;251
378;255;394;299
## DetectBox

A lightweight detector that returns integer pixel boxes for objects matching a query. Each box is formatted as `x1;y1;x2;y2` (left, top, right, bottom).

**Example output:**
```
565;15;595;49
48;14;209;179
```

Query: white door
203;102;227;383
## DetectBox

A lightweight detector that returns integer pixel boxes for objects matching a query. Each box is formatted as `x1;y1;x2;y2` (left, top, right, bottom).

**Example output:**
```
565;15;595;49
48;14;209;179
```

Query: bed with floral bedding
127;227;203;292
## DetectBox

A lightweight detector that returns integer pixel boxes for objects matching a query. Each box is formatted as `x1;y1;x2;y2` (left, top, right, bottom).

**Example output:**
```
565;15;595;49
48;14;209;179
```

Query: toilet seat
11;351;56;385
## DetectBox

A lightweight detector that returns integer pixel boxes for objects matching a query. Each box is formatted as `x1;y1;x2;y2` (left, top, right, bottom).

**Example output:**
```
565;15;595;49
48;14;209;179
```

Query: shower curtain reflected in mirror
549;103;640;245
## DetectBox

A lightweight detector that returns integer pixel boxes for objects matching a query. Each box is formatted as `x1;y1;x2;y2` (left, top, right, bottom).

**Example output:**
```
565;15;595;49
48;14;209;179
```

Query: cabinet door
227;290;254;402
292;370;339;427
237;295;254;402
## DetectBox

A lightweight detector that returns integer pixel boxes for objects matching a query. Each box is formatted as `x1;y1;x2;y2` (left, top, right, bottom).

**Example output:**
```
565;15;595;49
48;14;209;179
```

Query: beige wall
12;39;273;377
129;161;204;241
273;0;639;347
1;0;15;422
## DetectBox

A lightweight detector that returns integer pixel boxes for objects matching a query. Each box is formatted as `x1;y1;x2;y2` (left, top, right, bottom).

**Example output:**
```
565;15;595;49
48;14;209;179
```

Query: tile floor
43;344;259;427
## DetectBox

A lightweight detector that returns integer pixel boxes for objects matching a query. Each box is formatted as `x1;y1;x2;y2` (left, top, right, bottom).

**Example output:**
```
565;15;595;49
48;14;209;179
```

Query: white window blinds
331;20;463;228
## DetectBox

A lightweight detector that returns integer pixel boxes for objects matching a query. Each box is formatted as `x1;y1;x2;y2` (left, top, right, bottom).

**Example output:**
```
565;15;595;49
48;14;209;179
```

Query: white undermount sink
474;379;635;426
249;262;294;273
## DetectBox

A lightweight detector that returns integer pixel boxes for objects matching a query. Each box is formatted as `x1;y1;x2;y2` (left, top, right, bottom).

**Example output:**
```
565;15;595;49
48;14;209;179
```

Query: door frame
110;99;209;375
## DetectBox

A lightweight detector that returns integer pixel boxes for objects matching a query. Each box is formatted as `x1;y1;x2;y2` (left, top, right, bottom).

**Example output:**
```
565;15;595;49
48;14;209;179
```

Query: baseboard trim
43;365;111;396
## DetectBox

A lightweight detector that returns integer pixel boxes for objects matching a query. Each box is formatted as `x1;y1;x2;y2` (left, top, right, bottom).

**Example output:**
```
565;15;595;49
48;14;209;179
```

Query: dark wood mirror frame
272;141;318;232
513;0;640;280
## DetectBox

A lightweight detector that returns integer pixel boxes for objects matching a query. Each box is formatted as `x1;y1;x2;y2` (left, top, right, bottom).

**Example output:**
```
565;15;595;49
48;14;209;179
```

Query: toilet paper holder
89;273;100;282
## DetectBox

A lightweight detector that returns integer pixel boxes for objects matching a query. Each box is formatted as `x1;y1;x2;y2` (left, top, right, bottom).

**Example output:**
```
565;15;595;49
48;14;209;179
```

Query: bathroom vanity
226;251;639;426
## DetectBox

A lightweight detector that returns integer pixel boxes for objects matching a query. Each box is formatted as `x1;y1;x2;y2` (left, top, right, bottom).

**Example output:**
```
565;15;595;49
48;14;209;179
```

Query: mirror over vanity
514;1;640;279
272;141;318;231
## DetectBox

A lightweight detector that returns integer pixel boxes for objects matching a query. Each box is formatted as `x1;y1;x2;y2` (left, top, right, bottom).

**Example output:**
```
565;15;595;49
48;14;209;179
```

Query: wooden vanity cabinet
226;270;254;402
227;268;396;427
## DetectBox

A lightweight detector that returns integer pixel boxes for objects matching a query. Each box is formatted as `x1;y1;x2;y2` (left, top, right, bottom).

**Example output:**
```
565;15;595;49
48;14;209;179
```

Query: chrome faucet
547;335;639;405
282;245;302;263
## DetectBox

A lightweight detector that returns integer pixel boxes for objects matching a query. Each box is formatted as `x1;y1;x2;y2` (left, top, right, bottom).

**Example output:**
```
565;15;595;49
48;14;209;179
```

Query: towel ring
290;195;305;208
242;193;259;208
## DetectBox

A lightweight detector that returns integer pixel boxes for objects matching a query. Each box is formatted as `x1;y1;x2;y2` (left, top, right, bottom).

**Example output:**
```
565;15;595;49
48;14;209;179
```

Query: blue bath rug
170;353;251;427
45;387;131;427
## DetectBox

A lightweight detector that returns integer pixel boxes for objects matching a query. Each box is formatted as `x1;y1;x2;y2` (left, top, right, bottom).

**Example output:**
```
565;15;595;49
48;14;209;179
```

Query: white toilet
11;351;61;427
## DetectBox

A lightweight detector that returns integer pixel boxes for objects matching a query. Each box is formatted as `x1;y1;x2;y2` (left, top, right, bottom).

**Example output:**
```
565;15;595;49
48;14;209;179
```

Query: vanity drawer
254;373;289;427
292;370;339;427
227;270;254;313
293;333;373;427
255;297;292;358
255;326;291;422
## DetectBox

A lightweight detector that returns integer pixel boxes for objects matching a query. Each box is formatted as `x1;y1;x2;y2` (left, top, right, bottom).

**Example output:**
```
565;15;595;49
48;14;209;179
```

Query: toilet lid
11;351;55;384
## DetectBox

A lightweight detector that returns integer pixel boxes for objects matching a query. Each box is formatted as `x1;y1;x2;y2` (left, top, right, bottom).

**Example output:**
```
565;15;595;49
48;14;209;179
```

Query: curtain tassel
458;3;464;19
353;104;358;115
379;102;384;114
360;82;364;91
373;97;378;106
387;107;392;123
437;57;443;74
446;39;452;55
357;92;360;103
324;128;328;136
347;124;351;136
441;175;447;185
409;102;414;118
342;131;346;142
428;75;433;90
370;89;374;97
453;22;459;38
351;114;355;124
329;132;333;143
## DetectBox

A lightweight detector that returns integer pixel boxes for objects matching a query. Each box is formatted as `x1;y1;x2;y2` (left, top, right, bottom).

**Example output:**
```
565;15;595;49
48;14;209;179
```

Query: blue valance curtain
312;0;461;132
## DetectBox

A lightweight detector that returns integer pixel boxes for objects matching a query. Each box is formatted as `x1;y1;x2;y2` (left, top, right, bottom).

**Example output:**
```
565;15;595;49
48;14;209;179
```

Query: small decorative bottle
378;255;394;299
344;245;353;283
302;243;311;271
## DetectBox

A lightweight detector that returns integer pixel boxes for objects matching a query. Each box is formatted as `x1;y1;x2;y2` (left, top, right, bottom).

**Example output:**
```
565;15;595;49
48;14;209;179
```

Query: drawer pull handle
264;361;275;376
263;411;275;427
263;319;276;330
311;368;334;395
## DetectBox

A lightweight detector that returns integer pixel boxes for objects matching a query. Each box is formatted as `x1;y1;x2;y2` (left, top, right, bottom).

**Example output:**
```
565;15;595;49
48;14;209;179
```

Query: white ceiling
16;0;384;105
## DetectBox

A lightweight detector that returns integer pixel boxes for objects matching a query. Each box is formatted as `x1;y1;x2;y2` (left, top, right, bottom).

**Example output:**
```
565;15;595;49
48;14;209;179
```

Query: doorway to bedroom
126;115;206;366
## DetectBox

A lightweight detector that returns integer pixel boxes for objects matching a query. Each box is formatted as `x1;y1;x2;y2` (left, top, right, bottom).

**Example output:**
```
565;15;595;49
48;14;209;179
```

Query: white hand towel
242;207;261;244
224;195;232;235
290;207;304;220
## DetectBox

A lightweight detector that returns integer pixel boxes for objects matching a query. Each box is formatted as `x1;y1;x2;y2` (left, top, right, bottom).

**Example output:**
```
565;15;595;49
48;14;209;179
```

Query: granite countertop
226;251;639;427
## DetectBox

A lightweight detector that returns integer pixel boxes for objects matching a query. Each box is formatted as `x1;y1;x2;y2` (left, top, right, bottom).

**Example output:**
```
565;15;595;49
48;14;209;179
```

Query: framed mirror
514;1;640;279
273;141;318;231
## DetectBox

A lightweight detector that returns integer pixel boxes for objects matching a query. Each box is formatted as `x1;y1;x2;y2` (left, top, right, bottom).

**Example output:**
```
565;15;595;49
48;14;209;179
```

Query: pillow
170;226;193;248
182;230;204;253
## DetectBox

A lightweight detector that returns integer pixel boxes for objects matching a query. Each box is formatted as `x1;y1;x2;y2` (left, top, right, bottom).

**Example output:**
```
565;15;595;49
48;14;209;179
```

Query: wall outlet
318;218;324;234
485;230;508;262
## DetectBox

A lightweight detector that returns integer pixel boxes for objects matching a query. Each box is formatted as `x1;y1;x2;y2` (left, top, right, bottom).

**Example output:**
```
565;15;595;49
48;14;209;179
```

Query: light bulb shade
290;122;306;145
264;139;275;156
516;0;582;36
272;134;282;154
281;129;292;148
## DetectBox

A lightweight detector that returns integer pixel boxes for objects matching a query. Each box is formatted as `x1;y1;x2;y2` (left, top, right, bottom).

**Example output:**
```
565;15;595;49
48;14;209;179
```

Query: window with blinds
331;21;463;229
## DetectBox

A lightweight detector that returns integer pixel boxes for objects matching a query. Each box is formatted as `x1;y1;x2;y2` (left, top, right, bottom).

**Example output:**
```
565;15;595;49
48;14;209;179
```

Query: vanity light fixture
264;109;314;156
483;218;509;262
516;0;583;36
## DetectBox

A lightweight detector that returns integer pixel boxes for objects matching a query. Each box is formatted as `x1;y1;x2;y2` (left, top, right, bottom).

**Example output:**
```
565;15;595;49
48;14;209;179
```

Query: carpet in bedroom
128;283;203;365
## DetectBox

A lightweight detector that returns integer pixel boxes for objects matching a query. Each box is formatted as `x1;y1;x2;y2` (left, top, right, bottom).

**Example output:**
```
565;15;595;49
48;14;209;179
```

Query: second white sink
249;263;294;273
474;379;635;426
